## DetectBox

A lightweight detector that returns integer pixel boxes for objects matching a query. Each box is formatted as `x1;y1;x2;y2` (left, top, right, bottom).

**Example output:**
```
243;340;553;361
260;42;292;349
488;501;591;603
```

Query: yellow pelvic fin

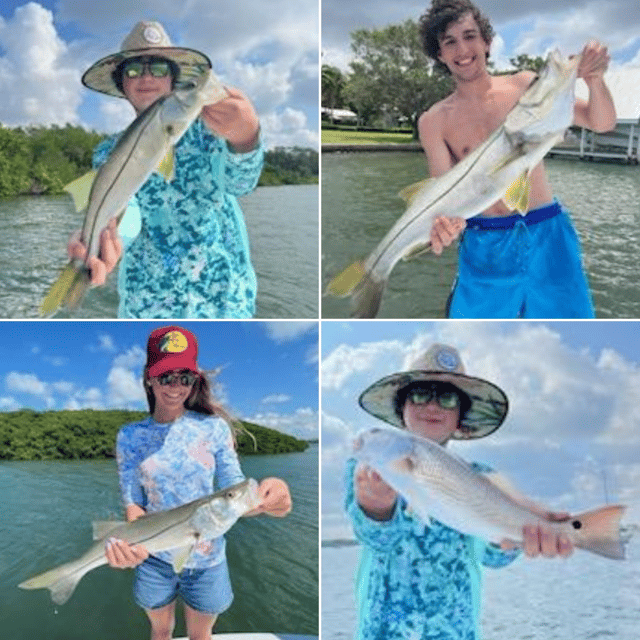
326;261;366;298
402;242;432;261
398;178;433;205
63;170;97;213
502;170;531;213
156;147;175;181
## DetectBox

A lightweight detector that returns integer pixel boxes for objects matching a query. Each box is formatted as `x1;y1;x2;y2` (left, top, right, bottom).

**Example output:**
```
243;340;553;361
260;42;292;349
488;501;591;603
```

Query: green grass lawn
322;129;416;144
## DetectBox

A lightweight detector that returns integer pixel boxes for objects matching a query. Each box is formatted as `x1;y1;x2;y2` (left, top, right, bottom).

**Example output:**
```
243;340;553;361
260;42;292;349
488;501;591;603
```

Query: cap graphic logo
143;26;162;44
435;347;459;371
159;330;188;353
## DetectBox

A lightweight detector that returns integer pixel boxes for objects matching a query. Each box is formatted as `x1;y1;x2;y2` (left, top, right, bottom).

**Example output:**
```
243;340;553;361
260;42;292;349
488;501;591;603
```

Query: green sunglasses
122;57;173;79
405;383;461;410
156;370;198;387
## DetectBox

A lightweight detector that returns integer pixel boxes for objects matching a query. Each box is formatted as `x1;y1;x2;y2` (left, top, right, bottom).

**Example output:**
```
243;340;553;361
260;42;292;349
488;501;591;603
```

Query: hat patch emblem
160;331;188;353
435;347;460;371
143;26;163;44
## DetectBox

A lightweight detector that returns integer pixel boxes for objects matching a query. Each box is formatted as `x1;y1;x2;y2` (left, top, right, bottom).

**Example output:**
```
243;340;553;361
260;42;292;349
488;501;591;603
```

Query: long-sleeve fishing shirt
116;410;245;569
345;458;519;640
93;118;264;319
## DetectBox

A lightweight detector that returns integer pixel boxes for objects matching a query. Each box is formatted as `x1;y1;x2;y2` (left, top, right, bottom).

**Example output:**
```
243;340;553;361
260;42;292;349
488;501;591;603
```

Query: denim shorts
134;555;234;614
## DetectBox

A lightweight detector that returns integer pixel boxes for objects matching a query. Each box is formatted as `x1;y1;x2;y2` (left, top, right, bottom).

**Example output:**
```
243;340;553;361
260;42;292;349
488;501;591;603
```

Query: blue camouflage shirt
93;118;264;319
116;411;245;569
345;459;519;640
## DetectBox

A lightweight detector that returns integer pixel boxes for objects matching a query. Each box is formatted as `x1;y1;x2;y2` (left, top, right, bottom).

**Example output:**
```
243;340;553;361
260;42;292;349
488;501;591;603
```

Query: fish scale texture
345;459;519;640
116;411;245;569
93;119;264;318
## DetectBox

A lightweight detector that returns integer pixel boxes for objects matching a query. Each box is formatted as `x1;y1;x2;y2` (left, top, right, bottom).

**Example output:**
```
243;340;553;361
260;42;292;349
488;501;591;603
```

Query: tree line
0;124;318;199
322;19;546;136
0;409;308;461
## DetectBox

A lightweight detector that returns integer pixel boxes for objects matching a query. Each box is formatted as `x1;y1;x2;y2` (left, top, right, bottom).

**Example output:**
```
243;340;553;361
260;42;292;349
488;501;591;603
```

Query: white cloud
264;321;317;342
6;371;49;397
0;2;82;126
248;406;318;439
106;346;147;408
88;333;118;353
261;394;291;404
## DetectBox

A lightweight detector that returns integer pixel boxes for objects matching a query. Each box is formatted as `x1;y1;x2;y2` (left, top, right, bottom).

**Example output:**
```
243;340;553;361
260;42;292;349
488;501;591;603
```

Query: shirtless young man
417;0;616;318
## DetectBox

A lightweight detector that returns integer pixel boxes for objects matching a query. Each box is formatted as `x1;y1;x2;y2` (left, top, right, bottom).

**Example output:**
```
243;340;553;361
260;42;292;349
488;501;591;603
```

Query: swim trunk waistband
465;199;562;231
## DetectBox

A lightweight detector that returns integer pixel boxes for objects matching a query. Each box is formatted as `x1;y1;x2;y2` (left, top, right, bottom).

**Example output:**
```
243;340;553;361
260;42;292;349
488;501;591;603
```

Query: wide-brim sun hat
147;326;199;378
358;343;508;439
82;21;212;98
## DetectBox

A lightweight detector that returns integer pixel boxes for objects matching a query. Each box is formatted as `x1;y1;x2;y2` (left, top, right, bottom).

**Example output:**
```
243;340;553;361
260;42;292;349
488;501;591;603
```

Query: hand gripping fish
19;479;260;605
39;69;228;317
353;428;634;559
327;50;582;318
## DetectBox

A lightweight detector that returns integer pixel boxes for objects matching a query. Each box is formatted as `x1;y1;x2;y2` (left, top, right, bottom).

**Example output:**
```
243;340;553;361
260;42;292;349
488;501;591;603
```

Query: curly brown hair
419;0;494;75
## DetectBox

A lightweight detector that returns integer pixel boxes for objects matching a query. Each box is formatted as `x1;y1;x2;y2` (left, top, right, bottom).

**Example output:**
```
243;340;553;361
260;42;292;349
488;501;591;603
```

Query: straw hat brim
82;47;212;98
358;370;508;439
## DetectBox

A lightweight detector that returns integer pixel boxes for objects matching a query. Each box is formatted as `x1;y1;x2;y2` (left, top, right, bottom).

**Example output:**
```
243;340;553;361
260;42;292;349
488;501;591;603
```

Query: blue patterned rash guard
345;459;520;640
116;410;245;569
93;118;264;319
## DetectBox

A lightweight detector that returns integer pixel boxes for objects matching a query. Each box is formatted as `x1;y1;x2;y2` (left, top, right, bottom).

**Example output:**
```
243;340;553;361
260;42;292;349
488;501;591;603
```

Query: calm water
322;541;640;640
0;445;318;640
322;152;640;318
0;184;318;319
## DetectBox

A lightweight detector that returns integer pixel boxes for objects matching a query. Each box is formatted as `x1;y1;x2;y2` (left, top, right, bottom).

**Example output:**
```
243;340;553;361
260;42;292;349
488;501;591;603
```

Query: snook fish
39;69;228;317
353;427;631;559
327;50;582;318
19;479;259;605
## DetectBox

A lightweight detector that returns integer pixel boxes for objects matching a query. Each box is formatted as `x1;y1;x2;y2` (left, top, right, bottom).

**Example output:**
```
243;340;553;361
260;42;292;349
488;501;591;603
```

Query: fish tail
39;261;90;317
326;261;367;298
18;560;86;605
351;271;386;318
571;504;628;559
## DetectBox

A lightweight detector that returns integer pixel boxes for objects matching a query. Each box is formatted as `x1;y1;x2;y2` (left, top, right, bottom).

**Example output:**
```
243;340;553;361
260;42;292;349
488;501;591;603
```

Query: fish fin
351;271;386;318
571;504;628;559
92;520;125;541
200;72;229;105
39;261;91;317
326;261;366;298
156;147;174;181
63;170;97;213
402;242;432;261
398;178;433;205
19;561;84;605
171;545;195;574
502;170;531;213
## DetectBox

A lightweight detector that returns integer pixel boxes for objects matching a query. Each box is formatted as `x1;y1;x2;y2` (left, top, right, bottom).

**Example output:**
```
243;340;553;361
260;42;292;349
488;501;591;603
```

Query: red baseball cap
147;326;199;377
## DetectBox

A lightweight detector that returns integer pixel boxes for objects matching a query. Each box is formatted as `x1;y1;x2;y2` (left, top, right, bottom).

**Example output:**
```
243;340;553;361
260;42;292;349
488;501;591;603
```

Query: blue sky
321;320;640;539
0;0;318;148
0;320;319;439
322;0;640;71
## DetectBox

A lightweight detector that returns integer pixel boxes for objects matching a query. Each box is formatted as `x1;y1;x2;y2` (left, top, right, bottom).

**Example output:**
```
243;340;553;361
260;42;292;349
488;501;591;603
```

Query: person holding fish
346;343;577;640
418;0;615;318
65;21;263;319
105;326;291;640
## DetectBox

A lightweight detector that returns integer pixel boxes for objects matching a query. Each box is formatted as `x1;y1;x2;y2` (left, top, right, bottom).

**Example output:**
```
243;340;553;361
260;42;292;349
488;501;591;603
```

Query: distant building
321;107;358;124
552;66;640;164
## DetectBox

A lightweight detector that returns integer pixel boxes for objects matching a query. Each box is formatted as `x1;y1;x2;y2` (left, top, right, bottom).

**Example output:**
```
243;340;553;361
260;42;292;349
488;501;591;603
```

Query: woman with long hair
105;325;291;640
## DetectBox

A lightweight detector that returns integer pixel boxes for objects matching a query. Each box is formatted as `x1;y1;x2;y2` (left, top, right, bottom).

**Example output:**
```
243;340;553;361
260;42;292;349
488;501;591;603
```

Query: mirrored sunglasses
406;384;461;410
123;57;172;79
156;370;198;386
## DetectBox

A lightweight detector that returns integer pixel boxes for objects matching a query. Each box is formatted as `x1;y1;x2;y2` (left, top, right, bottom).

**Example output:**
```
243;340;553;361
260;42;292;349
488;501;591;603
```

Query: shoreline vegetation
0;409;309;461
0;124;318;199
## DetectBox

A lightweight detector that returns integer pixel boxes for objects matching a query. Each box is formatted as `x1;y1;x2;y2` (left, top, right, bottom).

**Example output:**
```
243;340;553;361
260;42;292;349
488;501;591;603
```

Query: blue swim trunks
447;200;595;318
